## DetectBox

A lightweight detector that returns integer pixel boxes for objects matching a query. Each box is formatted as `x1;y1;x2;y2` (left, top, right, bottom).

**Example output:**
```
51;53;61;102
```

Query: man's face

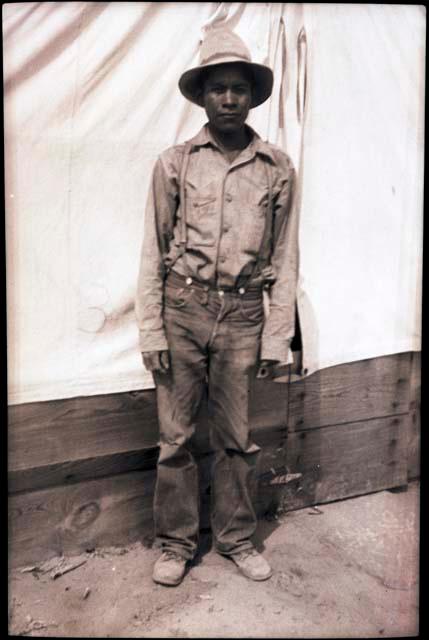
202;63;252;134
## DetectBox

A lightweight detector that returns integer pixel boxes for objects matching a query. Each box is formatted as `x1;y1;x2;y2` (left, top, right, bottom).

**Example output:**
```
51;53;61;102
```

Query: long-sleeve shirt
136;123;297;362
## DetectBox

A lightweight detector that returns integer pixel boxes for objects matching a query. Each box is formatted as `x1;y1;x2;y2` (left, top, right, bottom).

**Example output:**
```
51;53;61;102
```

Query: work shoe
230;548;273;581
152;551;187;586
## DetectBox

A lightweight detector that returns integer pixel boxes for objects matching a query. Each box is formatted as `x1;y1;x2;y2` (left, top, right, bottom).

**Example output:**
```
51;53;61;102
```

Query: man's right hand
142;350;170;373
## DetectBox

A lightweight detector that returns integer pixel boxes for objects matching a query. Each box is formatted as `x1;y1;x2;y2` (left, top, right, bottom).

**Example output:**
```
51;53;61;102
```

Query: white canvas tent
4;2;424;405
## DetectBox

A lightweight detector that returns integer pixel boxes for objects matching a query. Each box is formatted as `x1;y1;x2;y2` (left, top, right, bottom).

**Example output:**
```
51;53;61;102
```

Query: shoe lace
163;550;183;561
234;548;258;561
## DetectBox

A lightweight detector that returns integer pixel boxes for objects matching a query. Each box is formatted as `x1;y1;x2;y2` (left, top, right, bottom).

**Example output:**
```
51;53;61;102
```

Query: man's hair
196;62;254;98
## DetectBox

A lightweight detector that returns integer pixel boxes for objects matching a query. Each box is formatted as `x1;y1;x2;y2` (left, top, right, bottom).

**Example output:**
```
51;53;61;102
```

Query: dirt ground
9;481;419;638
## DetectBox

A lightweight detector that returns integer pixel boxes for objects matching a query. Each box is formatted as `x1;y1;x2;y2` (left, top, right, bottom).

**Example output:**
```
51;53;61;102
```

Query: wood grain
8;449;160;494
407;351;421;480
274;415;408;512
286;352;412;432
8;390;160;470
8;415;287;494
9;469;157;569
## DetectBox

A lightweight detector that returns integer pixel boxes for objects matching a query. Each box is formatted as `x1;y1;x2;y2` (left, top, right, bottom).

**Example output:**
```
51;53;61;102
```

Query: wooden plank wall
407;351;421;480
8;351;419;568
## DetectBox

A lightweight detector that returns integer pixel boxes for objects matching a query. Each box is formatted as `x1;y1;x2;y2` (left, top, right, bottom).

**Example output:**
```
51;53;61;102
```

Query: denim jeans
153;270;264;560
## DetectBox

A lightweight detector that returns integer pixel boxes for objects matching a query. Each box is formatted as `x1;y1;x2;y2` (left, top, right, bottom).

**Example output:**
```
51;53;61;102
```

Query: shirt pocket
185;183;217;248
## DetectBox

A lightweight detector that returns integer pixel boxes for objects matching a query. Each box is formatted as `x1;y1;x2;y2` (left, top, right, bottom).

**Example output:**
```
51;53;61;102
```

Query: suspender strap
178;141;193;249
262;160;274;262
239;159;274;290
163;141;193;275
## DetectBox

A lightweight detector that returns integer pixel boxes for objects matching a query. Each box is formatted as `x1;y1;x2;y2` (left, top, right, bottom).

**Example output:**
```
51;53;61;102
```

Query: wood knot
71;502;100;530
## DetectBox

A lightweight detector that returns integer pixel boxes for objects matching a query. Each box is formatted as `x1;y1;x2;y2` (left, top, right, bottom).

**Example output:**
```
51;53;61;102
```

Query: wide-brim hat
179;28;274;109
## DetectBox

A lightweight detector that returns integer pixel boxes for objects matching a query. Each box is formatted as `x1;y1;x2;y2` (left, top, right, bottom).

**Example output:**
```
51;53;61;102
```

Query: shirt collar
188;123;277;164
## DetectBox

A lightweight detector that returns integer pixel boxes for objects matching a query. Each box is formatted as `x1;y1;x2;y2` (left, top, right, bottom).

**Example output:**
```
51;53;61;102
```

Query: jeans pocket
164;285;194;309
238;295;264;324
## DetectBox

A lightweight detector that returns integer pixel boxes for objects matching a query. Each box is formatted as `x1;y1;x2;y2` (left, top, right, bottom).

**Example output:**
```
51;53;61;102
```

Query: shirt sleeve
135;151;179;353
260;156;298;363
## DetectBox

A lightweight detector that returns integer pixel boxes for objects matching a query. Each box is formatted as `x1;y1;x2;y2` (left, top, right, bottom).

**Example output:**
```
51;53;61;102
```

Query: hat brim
179;59;274;109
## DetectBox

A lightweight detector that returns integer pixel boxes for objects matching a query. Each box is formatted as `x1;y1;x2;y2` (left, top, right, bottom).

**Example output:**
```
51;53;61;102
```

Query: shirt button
225;194;233;202
223;225;230;233
219;256;226;263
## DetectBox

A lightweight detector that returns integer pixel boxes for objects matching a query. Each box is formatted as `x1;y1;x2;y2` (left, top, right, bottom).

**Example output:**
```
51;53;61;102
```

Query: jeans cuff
157;541;196;562
214;541;255;557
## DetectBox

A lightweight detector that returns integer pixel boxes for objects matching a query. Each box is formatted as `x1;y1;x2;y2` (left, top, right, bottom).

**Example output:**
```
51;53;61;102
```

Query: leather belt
165;269;263;298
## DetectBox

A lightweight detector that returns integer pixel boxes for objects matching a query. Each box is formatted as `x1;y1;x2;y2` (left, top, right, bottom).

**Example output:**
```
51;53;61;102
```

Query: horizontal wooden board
285;352;412;432
8;421;287;494
272;414;408;512
8;390;160;471
9;353;412;486
9;415;407;569
7;384;289;472
8;449;160;494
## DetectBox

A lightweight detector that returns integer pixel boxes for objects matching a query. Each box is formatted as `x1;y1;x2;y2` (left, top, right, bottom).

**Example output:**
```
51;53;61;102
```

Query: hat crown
200;28;252;66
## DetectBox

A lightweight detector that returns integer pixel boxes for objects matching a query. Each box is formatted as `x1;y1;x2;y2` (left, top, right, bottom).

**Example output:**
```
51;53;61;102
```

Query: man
136;28;297;586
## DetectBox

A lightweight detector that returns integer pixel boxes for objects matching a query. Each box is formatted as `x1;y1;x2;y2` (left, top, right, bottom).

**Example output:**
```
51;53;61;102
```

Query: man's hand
142;350;170;373
257;359;279;379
